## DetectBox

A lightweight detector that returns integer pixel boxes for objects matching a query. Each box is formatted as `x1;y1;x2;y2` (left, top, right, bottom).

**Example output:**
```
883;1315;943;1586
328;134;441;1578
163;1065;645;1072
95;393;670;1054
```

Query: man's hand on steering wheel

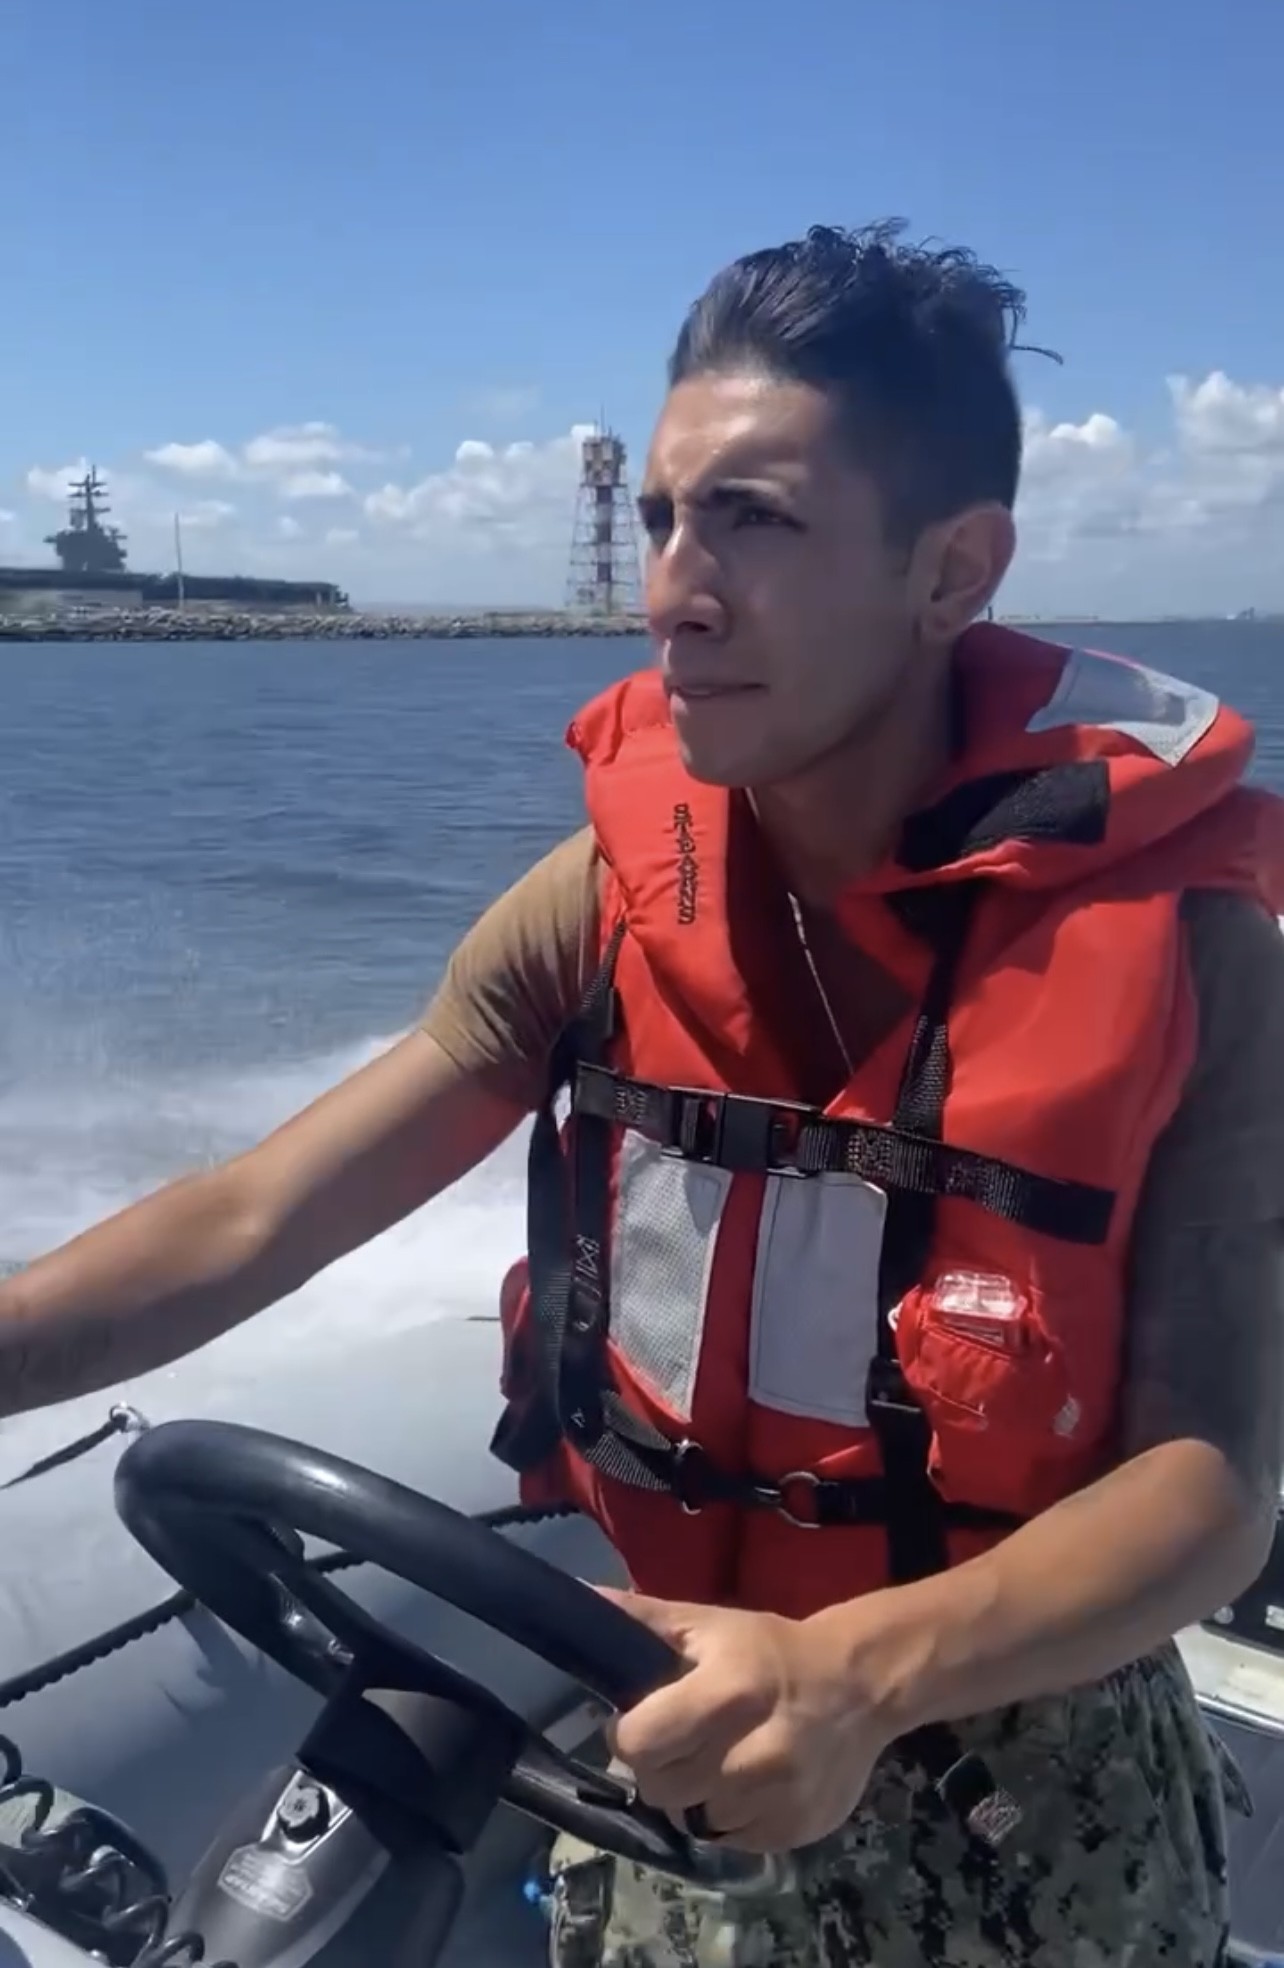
598;1585;894;1855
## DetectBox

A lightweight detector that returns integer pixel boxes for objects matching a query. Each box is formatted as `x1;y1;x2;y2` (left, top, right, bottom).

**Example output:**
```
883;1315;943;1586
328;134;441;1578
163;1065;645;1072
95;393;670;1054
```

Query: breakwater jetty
0;608;648;644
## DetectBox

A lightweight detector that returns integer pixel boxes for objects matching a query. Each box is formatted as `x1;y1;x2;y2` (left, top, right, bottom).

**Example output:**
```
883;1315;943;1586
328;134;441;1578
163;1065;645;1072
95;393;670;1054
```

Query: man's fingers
595;1583;697;1653
614;1673;738;1773
627;1740;731;1815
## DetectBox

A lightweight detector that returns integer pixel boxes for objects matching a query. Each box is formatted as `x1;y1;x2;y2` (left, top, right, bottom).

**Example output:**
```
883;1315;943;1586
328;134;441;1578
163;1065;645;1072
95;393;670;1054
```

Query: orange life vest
492;624;1284;1622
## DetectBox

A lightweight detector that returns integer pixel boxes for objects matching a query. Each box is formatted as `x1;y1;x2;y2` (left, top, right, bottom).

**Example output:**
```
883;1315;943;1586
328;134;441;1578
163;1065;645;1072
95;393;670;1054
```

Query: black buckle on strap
666;1090;807;1173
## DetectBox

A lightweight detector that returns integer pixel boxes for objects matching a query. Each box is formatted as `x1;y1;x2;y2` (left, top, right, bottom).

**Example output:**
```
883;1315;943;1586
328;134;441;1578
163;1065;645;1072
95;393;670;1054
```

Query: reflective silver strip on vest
748;1171;886;1429
611;1131;886;1430
1025;648;1219;765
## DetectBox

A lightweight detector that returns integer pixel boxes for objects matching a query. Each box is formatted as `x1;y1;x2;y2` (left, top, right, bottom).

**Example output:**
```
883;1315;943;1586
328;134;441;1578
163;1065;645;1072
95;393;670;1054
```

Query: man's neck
749;656;956;907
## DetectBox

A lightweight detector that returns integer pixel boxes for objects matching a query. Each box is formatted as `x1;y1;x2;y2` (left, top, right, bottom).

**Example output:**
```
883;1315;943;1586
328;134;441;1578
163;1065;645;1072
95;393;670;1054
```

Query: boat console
0;1416;1278;1968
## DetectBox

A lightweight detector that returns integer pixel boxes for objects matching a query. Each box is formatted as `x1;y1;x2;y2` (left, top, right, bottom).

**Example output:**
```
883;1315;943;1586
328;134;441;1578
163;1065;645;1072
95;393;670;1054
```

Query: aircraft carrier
0;468;349;614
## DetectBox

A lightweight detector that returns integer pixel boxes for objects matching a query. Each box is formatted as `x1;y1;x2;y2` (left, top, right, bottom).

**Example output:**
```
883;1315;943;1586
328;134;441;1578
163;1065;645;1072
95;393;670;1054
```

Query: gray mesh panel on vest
610;1131;733;1423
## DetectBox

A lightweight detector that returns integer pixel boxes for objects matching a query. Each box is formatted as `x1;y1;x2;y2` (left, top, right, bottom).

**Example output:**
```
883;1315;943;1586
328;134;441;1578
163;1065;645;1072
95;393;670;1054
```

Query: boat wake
0;1031;528;1480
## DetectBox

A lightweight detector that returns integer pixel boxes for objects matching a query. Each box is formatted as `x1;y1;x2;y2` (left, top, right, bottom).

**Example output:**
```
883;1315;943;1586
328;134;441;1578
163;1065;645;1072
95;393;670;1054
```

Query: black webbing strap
497;923;689;1498
858;884;1035;1838
570;1069;1113;1244
866;885;978;1585
552;932;688;1494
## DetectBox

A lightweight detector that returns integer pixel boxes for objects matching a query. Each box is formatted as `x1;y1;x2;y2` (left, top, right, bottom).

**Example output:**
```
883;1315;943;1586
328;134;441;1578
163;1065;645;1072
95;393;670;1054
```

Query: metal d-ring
775;1470;823;1530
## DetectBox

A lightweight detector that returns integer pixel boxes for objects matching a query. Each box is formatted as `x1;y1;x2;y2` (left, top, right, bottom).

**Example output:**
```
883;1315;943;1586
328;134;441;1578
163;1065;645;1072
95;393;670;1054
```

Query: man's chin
673;737;758;790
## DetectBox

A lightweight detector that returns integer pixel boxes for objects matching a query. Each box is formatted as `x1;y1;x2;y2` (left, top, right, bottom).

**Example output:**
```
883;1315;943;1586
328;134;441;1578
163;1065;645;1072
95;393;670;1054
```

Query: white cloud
26;458;93;501
324;526;359;547
276;515;304;541
0;509;15;526
144;423;380;496
243;423;354;472
1170;371;1284;457
1016;377;1284;548
144;439;240;480
363;426;591;548
1024;409;1134;476
1016;411;1142;558
280;470;353;500
1005;371;1284;614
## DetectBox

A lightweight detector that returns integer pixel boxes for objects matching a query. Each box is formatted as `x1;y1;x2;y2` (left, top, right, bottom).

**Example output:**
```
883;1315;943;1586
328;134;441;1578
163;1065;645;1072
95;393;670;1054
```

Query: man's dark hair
669;220;1053;545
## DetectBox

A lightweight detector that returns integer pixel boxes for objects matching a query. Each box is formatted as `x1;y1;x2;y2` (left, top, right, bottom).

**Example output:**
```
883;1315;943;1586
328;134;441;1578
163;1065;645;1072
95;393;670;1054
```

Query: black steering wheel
113;1419;782;1894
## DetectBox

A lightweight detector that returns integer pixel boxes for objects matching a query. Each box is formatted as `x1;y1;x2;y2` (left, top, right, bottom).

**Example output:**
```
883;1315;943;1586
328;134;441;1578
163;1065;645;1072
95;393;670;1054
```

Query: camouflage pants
546;1643;1247;1967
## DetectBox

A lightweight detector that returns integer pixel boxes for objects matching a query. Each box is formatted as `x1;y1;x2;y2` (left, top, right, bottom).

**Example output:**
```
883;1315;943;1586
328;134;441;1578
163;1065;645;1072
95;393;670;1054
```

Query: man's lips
665;678;764;700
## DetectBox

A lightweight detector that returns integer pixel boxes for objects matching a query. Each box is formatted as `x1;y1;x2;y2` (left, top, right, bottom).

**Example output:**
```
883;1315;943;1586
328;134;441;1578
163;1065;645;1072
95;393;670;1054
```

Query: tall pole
174;512;185;610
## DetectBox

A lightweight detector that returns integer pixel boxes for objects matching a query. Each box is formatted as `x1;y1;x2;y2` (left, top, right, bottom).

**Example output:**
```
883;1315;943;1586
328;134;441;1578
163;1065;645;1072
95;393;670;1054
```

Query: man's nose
646;523;727;640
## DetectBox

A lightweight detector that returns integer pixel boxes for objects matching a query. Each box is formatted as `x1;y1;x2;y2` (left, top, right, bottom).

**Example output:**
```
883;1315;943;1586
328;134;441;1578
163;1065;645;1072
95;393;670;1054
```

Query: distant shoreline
0;607;649;644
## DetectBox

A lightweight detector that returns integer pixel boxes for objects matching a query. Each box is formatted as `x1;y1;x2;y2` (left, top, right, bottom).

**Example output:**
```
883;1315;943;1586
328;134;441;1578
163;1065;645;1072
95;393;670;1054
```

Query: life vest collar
568;623;1267;903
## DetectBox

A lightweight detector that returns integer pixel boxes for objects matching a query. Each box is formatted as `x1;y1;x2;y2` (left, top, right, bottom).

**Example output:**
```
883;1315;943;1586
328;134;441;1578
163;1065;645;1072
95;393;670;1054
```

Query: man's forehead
643;374;839;492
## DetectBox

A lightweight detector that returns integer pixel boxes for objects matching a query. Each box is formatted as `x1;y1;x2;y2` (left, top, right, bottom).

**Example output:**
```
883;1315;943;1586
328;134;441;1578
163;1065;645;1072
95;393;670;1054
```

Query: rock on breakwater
0;607;649;644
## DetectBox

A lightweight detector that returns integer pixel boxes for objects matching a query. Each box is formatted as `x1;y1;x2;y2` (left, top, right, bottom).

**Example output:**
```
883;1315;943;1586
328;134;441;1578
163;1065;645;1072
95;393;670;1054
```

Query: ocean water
0;622;1280;1461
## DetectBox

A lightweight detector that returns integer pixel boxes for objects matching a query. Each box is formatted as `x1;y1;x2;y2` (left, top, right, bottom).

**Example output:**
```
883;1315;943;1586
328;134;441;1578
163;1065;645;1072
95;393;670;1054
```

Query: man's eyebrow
637;478;797;517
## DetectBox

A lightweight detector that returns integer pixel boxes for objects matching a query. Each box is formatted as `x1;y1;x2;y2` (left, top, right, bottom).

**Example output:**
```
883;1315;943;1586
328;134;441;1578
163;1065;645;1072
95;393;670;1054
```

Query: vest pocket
610;1132;735;1423
901;1278;1075;1512
748;1171;886;1428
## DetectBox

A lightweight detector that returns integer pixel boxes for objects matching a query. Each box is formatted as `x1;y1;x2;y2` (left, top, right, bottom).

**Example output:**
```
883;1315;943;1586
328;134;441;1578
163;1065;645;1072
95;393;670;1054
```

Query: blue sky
5;0;1282;614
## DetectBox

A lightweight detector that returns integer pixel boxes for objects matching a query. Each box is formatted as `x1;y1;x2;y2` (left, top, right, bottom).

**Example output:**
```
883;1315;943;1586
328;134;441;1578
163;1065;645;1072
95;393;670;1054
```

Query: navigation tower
565;427;641;617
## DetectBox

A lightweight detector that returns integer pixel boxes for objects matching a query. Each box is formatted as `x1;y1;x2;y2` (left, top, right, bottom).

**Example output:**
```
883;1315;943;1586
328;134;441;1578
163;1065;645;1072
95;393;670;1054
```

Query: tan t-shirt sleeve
420;827;601;1111
1121;890;1284;1502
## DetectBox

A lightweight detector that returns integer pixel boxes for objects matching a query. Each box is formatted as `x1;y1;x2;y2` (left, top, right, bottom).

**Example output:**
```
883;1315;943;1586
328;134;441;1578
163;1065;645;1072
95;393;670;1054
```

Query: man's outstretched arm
0;827;597;1422
0;1029;527;1418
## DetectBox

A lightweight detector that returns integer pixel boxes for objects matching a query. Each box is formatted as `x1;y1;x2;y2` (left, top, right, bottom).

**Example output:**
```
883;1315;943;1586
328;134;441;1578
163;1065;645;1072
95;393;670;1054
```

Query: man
0;222;1282;1966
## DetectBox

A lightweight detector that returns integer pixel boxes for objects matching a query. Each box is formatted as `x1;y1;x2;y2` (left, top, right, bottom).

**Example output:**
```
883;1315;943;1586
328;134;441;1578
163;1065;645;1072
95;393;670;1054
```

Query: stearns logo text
673;803;698;925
